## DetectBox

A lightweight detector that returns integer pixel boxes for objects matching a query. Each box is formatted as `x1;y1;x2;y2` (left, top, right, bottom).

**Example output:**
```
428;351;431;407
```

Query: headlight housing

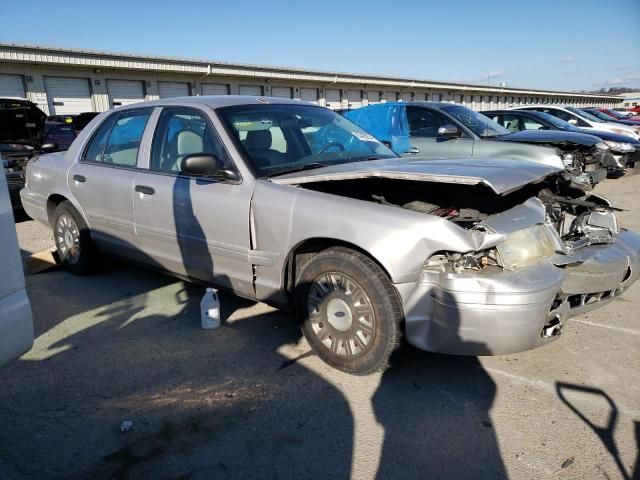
595;141;610;151
612;128;637;139
603;140;635;153
561;152;575;167
495;224;559;270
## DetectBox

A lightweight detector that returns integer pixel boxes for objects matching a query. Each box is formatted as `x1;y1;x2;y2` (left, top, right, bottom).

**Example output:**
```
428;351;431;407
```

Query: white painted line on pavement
572;318;639;336
484;367;640;418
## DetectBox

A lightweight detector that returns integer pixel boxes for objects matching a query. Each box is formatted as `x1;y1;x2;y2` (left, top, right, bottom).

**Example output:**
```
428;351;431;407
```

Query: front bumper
397;229;640;355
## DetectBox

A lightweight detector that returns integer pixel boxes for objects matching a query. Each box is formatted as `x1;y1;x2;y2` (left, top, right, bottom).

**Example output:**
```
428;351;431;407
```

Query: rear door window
83;109;151;166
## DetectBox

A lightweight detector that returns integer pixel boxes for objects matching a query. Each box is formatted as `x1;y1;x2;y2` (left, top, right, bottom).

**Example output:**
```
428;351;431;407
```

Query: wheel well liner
282;237;397;301
46;194;69;226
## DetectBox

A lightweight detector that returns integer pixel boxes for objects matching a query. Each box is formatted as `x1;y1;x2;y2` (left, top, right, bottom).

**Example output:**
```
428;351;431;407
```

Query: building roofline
0;42;622;100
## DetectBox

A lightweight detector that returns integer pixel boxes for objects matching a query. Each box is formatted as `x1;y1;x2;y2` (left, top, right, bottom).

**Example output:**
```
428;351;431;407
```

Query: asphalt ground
1;173;639;480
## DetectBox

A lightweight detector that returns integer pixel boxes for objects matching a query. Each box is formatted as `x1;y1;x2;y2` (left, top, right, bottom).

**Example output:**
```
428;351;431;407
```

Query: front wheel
295;247;403;375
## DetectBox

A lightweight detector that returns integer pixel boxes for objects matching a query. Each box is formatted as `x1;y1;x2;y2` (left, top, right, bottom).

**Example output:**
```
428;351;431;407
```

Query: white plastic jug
200;287;221;329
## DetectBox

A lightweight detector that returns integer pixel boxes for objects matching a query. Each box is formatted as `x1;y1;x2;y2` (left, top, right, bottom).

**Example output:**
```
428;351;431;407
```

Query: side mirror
41;143;58;152
568;119;578;125
180;154;239;181
437;124;460;138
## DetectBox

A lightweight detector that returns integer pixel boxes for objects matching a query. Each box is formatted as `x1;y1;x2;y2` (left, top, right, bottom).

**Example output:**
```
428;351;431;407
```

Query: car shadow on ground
0;260;509;479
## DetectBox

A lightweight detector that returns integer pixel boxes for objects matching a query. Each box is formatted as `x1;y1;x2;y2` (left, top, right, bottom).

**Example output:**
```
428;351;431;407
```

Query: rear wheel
295;247;403;375
53;201;96;275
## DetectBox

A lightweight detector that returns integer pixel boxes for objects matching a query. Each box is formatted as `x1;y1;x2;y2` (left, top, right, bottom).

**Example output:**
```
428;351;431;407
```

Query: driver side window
406;107;446;138
150;107;232;173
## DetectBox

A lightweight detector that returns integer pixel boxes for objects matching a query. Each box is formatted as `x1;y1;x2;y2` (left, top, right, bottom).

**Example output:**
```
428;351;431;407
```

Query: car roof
113;95;309;112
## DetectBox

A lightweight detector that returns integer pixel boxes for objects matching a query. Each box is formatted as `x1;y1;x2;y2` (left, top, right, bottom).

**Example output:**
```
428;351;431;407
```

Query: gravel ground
1;173;639;480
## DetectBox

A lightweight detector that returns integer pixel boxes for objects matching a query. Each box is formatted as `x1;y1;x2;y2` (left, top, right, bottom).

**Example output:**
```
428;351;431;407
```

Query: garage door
401;92;412;103
107;79;145;108
0;74;25;99
347;90;362;109
385;91;398;102
201;83;229;95
325;89;341;110
367;90;381;104
414;93;426;102
301;88;319;104
45;77;92;115
158;81;190;98
239;85;263;96
271;87;293;98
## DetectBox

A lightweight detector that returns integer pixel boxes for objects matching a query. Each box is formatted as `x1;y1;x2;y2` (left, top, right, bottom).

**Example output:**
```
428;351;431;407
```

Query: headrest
245;129;272;150
177;130;203;156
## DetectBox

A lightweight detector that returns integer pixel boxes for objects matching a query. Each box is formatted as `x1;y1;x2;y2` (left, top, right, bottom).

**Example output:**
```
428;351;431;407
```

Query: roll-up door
347;90;362;109
158;81;190;98
239;85;263;96
385;91;398;102
201;83;229;95
413;93;426;102
45;77;92;115
401;92;412;102
301;88;319;104
271;87;293;98
0;74;25;99
107;79;145;108
367;90;381;104
325;89;341;110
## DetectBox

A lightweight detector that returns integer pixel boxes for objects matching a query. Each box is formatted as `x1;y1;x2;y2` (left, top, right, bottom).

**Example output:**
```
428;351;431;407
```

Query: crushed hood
497;130;601;147
271;157;562;195
0;98;47;147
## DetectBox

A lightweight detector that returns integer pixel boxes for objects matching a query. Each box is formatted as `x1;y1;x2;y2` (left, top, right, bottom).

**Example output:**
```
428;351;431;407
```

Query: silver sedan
20;96;640;374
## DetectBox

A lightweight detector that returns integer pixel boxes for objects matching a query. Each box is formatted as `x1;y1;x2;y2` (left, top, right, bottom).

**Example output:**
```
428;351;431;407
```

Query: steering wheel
319;141;345;153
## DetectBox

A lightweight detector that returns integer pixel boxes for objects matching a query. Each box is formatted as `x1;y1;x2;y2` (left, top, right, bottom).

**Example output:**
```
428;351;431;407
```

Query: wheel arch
281;237;399;306
46;193;89;229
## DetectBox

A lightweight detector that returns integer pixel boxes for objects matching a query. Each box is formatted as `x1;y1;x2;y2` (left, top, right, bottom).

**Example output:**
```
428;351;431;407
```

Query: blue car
343;102;619;184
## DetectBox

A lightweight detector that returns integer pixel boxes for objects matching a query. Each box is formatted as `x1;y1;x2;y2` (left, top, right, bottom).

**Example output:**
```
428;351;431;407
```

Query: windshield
583;109;616;122
217;104;397;177
440;104;510;138
605;110;626;119
525;110;582;132
566;106;604;123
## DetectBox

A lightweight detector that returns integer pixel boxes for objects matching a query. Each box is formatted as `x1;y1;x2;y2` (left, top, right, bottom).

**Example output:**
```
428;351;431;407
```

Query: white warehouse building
0;42;622;116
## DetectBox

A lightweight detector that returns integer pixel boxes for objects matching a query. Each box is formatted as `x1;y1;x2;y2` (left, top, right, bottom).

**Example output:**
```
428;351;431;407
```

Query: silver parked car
21;97;640;374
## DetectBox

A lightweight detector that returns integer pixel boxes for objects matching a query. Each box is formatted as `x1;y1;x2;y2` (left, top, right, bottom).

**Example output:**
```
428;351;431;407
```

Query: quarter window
150;107;232;173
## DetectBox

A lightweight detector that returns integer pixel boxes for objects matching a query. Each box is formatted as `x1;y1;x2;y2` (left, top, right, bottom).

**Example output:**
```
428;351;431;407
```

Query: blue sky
1;0;639;92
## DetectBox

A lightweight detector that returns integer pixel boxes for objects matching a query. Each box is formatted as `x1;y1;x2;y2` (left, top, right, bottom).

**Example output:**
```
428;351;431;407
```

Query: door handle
135;185;155;195
73;174;86;182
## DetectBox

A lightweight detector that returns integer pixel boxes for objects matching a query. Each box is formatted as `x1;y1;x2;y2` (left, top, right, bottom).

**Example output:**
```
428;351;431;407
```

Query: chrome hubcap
55;214;81;264
307;272;375;358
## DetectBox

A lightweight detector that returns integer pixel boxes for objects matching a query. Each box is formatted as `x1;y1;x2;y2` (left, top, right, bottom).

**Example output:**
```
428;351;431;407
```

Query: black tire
52;201;96;275
295;247;403;375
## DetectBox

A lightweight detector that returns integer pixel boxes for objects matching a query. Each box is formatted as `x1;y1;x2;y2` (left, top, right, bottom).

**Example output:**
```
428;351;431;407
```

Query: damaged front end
289;167;639;355
403;180;640;355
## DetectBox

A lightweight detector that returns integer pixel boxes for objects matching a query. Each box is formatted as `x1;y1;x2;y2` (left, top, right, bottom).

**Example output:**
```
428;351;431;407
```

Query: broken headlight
603;140;634;153
495;224;558;270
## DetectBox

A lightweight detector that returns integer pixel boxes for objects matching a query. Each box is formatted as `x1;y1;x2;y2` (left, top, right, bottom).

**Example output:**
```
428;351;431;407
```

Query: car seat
244;130;284;168
173;130;204;171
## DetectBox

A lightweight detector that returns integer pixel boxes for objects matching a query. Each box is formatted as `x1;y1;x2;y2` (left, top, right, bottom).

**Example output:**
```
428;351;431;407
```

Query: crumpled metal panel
272;157;561;195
